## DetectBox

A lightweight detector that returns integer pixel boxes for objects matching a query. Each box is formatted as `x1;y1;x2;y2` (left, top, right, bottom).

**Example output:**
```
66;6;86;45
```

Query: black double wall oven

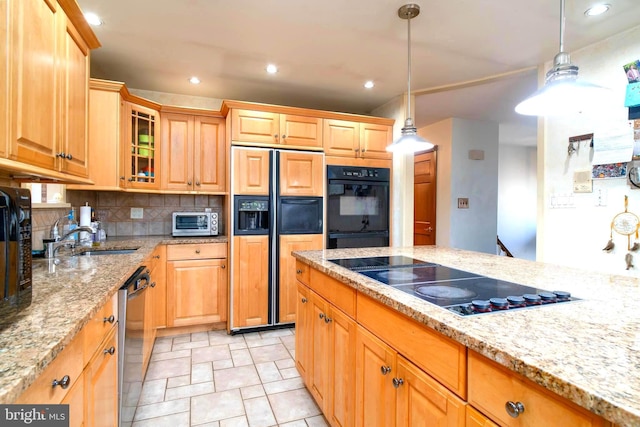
326;165;390;249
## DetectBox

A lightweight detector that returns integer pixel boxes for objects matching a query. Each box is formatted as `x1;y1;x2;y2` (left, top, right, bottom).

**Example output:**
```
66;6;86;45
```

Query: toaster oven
172;212;219;237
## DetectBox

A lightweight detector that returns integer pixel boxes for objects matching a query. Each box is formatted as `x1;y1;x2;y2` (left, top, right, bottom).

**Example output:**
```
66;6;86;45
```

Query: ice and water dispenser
234;196;270;235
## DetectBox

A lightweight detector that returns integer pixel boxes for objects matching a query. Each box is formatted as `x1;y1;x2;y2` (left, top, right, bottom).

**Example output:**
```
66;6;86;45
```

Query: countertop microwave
172;211;219;237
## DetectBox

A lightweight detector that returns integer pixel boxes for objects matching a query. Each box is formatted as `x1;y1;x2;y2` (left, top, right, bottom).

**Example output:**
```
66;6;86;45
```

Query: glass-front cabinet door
121;102;160;189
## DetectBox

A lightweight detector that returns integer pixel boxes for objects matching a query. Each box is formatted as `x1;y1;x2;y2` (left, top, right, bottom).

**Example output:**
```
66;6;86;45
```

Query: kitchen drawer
468;350;610;427
357;294;467;399
16;328;85;404
295;260;310;286
83;293;118;365
167;243;226;260
309;268;356;319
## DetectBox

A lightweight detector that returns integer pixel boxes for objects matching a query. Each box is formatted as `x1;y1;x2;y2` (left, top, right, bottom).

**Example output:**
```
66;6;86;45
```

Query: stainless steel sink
75;249;138;256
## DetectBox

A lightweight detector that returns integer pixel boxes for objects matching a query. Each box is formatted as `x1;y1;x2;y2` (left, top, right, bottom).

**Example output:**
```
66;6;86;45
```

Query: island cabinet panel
357;293;467;399
468;350;611;427
466;406;499;427
295;283;312;383
309;291;331;409
326;305;356;427
233;147;270;195
308;268;356;318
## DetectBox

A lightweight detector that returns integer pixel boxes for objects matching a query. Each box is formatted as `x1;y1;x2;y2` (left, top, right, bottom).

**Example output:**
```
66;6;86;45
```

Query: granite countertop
0;235;228;404
292;246;640;427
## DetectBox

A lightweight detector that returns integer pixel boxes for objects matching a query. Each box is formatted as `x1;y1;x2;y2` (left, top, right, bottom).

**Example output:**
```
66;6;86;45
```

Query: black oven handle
328;231;389;239
328;179;389;186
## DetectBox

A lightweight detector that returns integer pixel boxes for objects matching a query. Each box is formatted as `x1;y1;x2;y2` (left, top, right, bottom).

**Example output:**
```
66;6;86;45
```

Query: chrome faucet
43;226;96;259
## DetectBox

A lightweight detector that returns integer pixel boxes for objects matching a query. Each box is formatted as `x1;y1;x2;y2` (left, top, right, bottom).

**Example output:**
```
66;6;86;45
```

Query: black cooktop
328;256;578;316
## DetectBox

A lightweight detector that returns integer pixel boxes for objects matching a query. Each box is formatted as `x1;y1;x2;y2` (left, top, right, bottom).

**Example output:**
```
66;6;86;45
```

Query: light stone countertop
0;235;228;404
292;246;640;427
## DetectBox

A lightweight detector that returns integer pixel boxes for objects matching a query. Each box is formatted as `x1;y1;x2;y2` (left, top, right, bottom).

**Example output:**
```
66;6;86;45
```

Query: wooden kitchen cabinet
231;109;322;149
279;234;323;323
8;0;98;177
121;101;160;190
466;406;499;427
278;151;324;197
149;245;167;330
85;326;118;427
0;0;7;158
324;119;392;160
232;235;269;327
468;350;611;427
295;283;312;383
166;243;228;327
161;112;226;193
232;147;270;195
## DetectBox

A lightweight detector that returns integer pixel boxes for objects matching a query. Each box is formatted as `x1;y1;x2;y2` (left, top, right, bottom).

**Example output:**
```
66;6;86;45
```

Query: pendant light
515;0;609;116
386;4;434;154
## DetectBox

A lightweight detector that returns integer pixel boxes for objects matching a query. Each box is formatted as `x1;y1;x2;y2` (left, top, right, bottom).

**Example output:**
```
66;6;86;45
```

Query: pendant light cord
406;13;412;121
559;0;565;53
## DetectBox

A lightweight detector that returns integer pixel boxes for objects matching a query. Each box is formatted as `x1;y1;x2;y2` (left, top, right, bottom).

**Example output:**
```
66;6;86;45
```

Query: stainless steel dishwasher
118;265;150;427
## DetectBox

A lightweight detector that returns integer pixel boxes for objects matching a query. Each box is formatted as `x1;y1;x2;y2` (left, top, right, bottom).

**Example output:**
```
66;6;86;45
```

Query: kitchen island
292;246;640;427
0;235;227;404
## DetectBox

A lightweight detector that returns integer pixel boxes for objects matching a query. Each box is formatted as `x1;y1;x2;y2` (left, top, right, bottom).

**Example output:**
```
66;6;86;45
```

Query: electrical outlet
130;207;144;219
458;198;469;209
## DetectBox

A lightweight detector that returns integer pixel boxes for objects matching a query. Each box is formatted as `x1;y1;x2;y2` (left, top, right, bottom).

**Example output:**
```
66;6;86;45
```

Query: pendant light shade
515;0;610;116
386;4;434;153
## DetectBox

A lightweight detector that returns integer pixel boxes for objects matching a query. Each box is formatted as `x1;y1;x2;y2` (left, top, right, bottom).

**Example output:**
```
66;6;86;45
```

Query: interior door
414;150;437;245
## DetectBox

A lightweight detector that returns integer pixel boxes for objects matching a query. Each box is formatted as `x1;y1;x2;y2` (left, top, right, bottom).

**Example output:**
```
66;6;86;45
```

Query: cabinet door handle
154;255;161;259
380;366;391;375
103;346;116;356
296;269;302;274
392;377;404;388
195;181;201;186
221;264;226;269
282;134;287;139
128;177;134;182
195;249;201;254
188;180;192;185
150;281;156;288
319;313;325;319
66;153;73;160
56;152;66;158
355;148;360;155
324;316;332;324
103;314;115;324
301;297;307;303
52;375;71;389
274;134;278;139
120;176;125;181
505;401;525;418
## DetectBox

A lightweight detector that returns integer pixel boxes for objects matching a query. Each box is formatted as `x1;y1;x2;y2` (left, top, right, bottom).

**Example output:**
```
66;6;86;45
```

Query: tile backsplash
31;191;225;250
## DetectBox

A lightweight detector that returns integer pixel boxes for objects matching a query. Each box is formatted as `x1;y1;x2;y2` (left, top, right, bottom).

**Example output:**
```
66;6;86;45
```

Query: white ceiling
77;0;640;147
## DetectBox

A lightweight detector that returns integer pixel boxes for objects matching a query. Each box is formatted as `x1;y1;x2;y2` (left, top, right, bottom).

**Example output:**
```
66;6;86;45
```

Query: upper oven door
278;197;323;235
326;179;389;234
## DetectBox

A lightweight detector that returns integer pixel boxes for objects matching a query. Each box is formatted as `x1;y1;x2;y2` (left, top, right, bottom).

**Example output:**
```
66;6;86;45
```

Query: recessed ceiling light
266;64;278;74
584;4;610;16
364;81;375;89
189;76;201;84
84;12;103;26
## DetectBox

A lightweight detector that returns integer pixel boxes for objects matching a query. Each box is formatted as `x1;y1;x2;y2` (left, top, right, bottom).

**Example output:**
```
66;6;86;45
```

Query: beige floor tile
213;359;235;370
131;412;190;427
172;340;211;351
172;334;191;345
166;374;190;388
137;378;166;405
150;348;191;362
259;328;293;338
262;377;305;395
214;365;261;391
193;422;220;427
209;331;246;346
192;362;214;384
165;381;215;401
191;331;210;342
231;348;254;367
279;367;300;380
244;396;277;427
145;357;191;380
255;362;283;383
305;415;330;427
152;337;172;353
267;388;321;424
249;344;291;364
240;384;265;400
191;389;245;424
219;416;248;427
274;358;295;370
229;341;248;350
133;398;190;421
280;335;295;351
278;421;307;427
192;344;232;363
245;337;282;348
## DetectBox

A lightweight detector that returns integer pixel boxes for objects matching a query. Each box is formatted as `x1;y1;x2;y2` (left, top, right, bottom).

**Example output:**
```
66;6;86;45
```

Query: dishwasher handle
128;273;150;297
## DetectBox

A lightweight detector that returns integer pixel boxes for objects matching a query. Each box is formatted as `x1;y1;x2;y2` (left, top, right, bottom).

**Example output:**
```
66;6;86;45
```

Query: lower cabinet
232;235;269;328
166;243;228;327
16;294;119;426
466;406;499;427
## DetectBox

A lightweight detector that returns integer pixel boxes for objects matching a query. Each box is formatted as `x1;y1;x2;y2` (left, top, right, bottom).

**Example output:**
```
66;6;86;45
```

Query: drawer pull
195;249;201;254
301;297;307;303
154;255;161;259
296;269;302;274
150;281;156;288
319;313;325;319
380;366;391;375
505;401;525;418
52;375;71;389
103;315;115;324
104;346;116;356
392;377;404;388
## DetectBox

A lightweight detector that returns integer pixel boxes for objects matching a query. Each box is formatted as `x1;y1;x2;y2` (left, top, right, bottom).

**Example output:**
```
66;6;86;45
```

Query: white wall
498;145;537;260
421;118;499;254
540;25;640;276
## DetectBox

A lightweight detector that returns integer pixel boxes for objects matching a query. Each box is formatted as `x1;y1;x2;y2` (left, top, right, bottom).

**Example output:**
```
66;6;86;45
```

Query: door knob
380;366;391;375
392;378;404;388
196;181;201;186
195;249;200;254
52;375;71;389
505;401;525;418
103;346;116;356
103;315;115;324
301;297;307;303
66;153;73;160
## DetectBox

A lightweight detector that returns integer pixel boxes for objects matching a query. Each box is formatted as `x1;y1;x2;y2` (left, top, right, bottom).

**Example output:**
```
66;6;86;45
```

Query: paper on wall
591;128;634;165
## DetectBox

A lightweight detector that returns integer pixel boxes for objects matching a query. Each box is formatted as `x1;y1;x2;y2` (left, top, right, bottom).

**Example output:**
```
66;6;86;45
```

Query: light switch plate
130;207;144;219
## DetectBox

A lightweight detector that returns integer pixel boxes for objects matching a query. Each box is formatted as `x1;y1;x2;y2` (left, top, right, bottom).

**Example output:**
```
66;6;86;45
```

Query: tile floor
128;328;328;427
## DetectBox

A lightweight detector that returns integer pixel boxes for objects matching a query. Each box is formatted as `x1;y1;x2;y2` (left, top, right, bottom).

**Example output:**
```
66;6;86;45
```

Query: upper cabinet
0;0;8;159
6;0;99;178
231;109;322;150
324;119;392;160
121;102;160;190
161;111;226;193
